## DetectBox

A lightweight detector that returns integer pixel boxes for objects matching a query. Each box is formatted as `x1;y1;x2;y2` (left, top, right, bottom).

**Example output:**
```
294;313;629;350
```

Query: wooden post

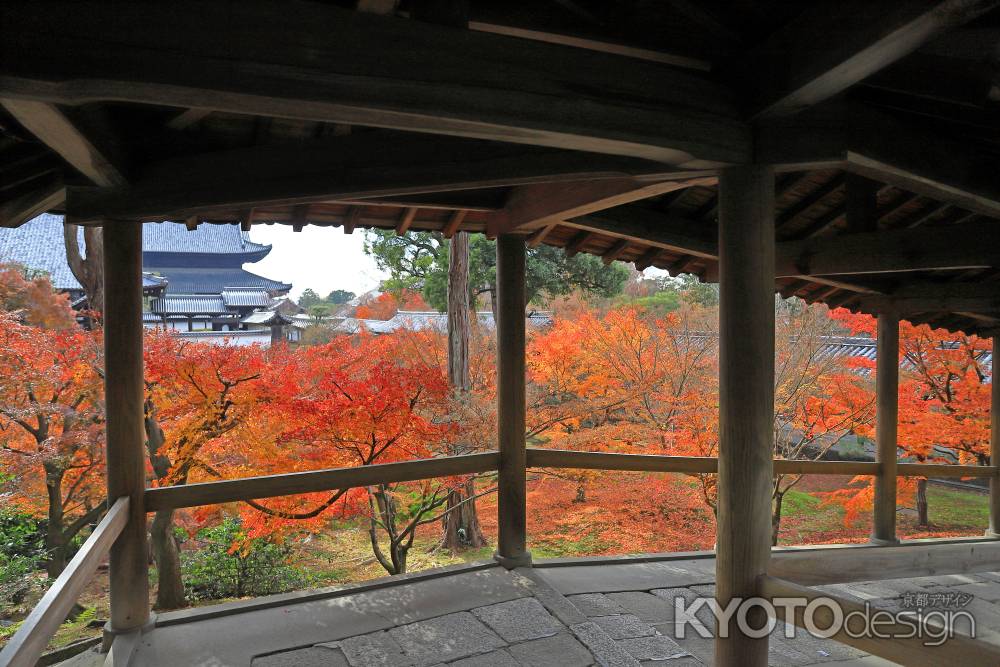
494;234;530;568
872;313;900;544
988;335;1000;538
103;221;150;633
715;165;774;666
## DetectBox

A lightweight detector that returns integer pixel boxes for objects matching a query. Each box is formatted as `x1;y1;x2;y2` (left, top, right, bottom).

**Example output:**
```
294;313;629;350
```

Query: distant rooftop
0;215;290;295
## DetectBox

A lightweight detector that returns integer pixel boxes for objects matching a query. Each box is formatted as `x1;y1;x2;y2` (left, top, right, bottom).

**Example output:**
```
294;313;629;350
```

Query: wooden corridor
2;1;1000;665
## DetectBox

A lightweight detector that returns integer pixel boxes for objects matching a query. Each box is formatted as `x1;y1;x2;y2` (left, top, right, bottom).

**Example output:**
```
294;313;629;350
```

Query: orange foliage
354;290;429;320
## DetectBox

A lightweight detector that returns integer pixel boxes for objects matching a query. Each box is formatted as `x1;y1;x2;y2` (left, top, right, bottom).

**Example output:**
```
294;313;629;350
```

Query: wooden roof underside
2;0;1000;335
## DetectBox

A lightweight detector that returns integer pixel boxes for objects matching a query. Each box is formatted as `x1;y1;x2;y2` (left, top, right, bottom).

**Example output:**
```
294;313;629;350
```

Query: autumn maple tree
0;311;105;576
831;309;992;527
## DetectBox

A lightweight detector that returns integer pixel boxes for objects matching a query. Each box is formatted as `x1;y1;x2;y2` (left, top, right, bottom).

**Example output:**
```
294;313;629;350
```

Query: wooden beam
102;222;149;632
845;174;880;233
563;231;591;258
0;1;749;165
166;108;211;130
489;176;714;235
569;205;717;259
441;209;467;239
342;206;361;234
762;103;1000;217
395;207;418;235
0;99;126;187
495;235;530;568
0;498;129;667
601;239;630;265
716;165;774;666
526;223;557;248
239;208;255;232
65;133;679;223
990;334;1000;538
0;179;65;228
776;220;1000;277
184;216;198;232
145;452;498;511
633;247;661;271
746;0;995;118
861;292;1000;315
467;21;712;70
872;314;899;545
291;204;309;232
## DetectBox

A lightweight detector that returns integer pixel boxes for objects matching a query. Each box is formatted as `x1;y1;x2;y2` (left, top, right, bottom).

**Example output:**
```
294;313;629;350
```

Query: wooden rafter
1;99;126;187
64;133;678;223
441;210;467;238
0;179;65;228
488;176;714;235
746;0;995;118
394;207;418;235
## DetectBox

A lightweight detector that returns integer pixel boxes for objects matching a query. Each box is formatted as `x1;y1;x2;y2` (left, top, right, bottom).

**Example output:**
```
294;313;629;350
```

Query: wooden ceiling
1;0;1000;334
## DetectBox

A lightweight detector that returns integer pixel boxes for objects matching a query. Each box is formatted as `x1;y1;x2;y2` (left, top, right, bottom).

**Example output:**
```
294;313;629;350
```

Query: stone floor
109;554;1000;667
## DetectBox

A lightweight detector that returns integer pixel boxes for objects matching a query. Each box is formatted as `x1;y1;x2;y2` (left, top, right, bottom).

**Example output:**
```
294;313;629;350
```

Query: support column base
494;550;532;569
985;530;1000;539
868;536;900;546
102;615;155;653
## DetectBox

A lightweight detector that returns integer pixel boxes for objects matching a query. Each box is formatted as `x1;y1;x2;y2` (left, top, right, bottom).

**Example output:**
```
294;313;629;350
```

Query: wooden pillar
103;222;150;633
872;313;900;544
988;335;1000;537
494;234;530;568
715;166;774;666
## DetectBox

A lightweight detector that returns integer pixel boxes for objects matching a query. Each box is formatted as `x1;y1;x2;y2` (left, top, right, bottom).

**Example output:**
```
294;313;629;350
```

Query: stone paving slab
390;612;507;664
471;598;563;643
535;560;714;595
506;634;594;667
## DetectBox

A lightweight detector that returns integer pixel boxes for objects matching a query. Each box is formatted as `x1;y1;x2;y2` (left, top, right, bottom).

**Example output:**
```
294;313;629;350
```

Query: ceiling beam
488;175;714;235
64;133;677;223
0;179;65;228
745;0;995;118
0;1;749;166
1;99;126;187
758;103;1000;218
775;219;1000;277
567;204;717;259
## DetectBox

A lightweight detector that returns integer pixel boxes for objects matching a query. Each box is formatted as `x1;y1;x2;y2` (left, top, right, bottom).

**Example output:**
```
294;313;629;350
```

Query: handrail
144;449;997;512
144;452;500;511
760;574;1000;665
0;497;129;667
526;448;998;478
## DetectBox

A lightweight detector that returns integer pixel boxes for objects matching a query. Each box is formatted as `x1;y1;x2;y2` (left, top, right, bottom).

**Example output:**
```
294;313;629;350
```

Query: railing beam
872;313;900;545
103;221;150;633
0;498;129;667
989;334;1000;538
495;234;530;568
716;165;775;666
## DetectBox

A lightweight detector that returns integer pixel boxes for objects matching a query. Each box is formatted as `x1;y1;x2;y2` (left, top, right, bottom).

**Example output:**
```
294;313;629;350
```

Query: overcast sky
249;225;389;300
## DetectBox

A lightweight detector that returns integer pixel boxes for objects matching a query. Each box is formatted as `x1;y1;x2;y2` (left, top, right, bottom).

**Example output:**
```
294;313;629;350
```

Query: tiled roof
0;213;85;291
150;294;229;315
142;222;271;259
222;288;272;308
146;267;292;295
0;216;288;294
241;310;292;326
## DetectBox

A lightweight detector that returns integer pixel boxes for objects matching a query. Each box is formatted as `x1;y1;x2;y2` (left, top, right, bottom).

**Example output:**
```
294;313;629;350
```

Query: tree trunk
144;397;188;608
150;508;186;609
916;478;929;527
771;490;785;547
442;232;487;551
64;224;105;318
44;463;68;578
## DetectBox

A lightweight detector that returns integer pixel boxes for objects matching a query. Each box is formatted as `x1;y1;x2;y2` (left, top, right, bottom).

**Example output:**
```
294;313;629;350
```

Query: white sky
249;225;389;300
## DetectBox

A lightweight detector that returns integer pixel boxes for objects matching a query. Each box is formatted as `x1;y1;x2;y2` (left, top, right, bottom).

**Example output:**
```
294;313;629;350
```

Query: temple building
0;214;293;334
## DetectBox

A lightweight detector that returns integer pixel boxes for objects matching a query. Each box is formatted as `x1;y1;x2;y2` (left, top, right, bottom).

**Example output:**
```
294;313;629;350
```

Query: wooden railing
0;497;129;667
6;450;996;666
